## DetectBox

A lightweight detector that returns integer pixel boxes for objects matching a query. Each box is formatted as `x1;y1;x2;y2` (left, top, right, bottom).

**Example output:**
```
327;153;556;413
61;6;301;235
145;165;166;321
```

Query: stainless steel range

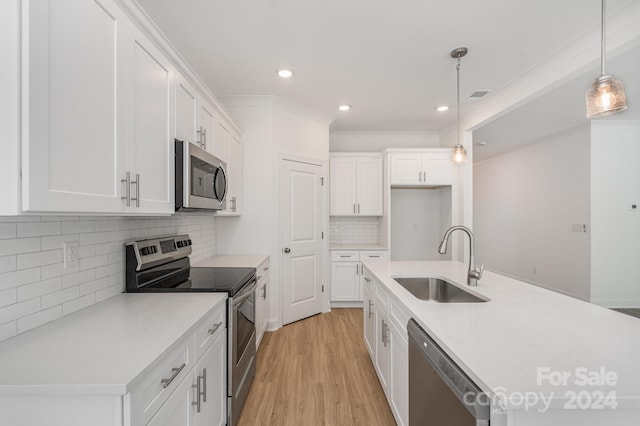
125;234;256;426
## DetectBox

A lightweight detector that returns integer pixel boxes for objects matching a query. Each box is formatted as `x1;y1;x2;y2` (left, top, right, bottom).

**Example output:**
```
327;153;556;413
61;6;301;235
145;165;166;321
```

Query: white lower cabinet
255;258;270;349
364;268;409;426
331;250;389;302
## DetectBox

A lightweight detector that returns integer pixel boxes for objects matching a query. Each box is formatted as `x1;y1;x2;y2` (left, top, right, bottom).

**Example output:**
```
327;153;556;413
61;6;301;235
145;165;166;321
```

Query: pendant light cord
456;57;461;147
601;0;606;75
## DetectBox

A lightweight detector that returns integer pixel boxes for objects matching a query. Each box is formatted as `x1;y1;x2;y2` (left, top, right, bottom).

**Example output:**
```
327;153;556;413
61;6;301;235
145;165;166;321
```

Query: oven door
229;278;257;425
175;139;227;211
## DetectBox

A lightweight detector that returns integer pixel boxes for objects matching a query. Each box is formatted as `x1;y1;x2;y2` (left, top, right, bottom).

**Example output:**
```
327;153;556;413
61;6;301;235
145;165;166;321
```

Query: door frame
277;153;329;329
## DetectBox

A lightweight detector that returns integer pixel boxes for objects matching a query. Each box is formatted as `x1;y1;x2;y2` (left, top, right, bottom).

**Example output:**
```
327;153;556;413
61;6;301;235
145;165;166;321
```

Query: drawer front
389;298;411;344
331;250;360;261
133;333;194;424
195;301;227;360
360;251;389;261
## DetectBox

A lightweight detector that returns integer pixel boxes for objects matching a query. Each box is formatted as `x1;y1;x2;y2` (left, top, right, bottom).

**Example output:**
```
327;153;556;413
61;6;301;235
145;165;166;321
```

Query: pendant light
585;0;627;117
451;47;468;164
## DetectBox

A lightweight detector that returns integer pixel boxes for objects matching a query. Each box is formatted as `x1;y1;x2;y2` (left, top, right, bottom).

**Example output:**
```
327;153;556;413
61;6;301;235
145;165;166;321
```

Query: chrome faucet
438;225;484;286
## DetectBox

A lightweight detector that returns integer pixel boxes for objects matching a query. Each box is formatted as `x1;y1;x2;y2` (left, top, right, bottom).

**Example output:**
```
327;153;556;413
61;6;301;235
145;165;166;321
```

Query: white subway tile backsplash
0;268;41;291
17;249;62;270
0;289;17;308
62;294;95;316
329;216;380;245
17;222;61;238
17;277;62;301
0;237;40;256
62;221;94;234
0;298;41;324
0;256;17;274
0;223;17;239
17;305;62;334
0;321;17;341
42;287;79;309
41;234;79;251
0;214;217;342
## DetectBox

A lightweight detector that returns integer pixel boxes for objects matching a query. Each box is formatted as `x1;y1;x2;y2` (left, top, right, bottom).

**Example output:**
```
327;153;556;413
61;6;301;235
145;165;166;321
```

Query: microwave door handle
213;167;228;202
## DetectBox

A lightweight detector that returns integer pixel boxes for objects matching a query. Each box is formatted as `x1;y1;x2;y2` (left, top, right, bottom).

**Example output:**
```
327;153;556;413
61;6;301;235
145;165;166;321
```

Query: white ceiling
137;0;632;133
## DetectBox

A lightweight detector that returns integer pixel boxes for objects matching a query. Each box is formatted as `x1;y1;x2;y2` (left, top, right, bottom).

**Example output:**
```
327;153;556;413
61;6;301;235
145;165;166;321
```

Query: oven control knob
140;247;149;256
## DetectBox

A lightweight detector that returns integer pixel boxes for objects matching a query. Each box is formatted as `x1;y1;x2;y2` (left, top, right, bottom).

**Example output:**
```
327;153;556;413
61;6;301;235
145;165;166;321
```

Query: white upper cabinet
389;150;453;186
14;0;242;215
175;73;199;144
330;154;383;216
125;28;175;214
213;120;230;163
22;0;129;213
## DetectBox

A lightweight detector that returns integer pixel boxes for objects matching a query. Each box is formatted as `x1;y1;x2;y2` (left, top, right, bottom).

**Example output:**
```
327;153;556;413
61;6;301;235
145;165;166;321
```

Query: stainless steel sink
393;277;488;303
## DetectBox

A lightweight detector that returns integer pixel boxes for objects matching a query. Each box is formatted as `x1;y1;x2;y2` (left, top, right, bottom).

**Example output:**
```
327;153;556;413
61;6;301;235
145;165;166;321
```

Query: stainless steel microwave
175;139;227;211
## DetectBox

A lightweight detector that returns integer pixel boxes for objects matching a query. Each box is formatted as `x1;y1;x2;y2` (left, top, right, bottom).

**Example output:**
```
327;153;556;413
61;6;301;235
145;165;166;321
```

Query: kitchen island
363;260;640;426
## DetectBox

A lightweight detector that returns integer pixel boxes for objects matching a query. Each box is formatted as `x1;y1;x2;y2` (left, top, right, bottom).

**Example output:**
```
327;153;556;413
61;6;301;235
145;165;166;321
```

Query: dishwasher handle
407;319;491;421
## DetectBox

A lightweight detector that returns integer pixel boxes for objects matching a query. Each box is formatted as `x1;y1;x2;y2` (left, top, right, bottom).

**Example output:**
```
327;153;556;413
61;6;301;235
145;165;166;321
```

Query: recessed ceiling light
338;105;351;112
436;105;449;112
277;69;294;78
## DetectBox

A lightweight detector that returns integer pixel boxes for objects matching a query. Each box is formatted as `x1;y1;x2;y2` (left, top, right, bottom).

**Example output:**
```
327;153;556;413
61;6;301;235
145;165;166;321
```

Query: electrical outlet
64;241;79;270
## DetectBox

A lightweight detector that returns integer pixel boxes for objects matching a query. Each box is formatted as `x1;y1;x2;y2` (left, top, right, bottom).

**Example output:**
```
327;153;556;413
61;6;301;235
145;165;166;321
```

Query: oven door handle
232;280;257;306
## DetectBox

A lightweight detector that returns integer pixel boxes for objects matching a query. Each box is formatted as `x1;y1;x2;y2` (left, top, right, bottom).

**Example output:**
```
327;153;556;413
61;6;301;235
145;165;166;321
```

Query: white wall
217;96;331;329
0;214;217;342
590;121;640;307
330;131;439;152
473;125;591;301
390;188;452;261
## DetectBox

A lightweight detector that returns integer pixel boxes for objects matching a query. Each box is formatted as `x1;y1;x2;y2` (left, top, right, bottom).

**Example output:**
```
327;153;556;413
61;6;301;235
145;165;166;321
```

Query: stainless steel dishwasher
408;319;491;425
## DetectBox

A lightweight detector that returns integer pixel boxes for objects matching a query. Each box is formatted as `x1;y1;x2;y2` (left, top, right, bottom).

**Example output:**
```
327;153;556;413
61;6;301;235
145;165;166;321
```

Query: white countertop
330;244;388;251
364;261;640;411
0;293;226;396
194;254;268;269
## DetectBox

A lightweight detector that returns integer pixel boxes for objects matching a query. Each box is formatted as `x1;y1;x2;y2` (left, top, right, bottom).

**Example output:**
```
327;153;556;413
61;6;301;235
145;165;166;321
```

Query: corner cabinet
388;150;453;187
363;267;409;426
330;154;383;216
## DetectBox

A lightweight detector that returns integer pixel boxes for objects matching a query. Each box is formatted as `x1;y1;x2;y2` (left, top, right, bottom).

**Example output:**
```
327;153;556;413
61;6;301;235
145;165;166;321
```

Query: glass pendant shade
585;74;628;117
452;144;467;163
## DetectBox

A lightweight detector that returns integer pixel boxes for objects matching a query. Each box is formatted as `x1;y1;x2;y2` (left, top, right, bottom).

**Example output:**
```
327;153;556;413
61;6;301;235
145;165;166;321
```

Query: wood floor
237;308;396;426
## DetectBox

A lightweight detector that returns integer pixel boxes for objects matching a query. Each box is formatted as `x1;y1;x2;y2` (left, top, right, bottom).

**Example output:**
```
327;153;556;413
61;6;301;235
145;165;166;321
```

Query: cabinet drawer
195;301;227;361
131;332;194;425
331;251;360;261
360;251;389;261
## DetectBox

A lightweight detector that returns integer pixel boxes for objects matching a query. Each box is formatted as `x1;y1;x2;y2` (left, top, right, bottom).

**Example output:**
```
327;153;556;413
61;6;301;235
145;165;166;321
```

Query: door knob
283;248;291;253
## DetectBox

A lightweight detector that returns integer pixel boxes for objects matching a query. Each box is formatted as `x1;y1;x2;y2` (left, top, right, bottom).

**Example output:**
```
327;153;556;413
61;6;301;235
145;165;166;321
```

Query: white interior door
281;159;323;325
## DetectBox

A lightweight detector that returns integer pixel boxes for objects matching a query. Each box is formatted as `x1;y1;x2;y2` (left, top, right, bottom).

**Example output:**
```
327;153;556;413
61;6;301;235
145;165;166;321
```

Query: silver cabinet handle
364;276;371;283
357;203;360;214
381;319;386;347
418;171;421;182
257;274;263;280
263;266;270;271
231;196;237;212
208;321;223;335
353;203;356;214
202;367;207;402
161;362;186;388
262;285;267;300
339;255;351;258
121;172;131;207
130;173;140;208
203;128;207;150
368;300;374;319
192;374;202;412
197;126;203;147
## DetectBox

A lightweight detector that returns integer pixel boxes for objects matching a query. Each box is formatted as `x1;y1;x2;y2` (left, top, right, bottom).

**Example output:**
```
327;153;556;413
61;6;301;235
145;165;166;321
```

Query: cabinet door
374;307;391;397
363;283;376;358
356;158;383;215
220;132;241;214
256;279;267;348
389;322;409;426
126;29;174;214
422;156;453;186
175;73;198;143
330;261;360;301
213;120;230;163
389;154;421;186
22;0;129;212
199;101;216;154
194;332;226;426
329;158;357;216
147;372;194;426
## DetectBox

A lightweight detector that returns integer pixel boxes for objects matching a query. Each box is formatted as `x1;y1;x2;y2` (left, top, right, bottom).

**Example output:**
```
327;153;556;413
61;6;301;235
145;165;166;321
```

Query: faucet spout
437;225;484;286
